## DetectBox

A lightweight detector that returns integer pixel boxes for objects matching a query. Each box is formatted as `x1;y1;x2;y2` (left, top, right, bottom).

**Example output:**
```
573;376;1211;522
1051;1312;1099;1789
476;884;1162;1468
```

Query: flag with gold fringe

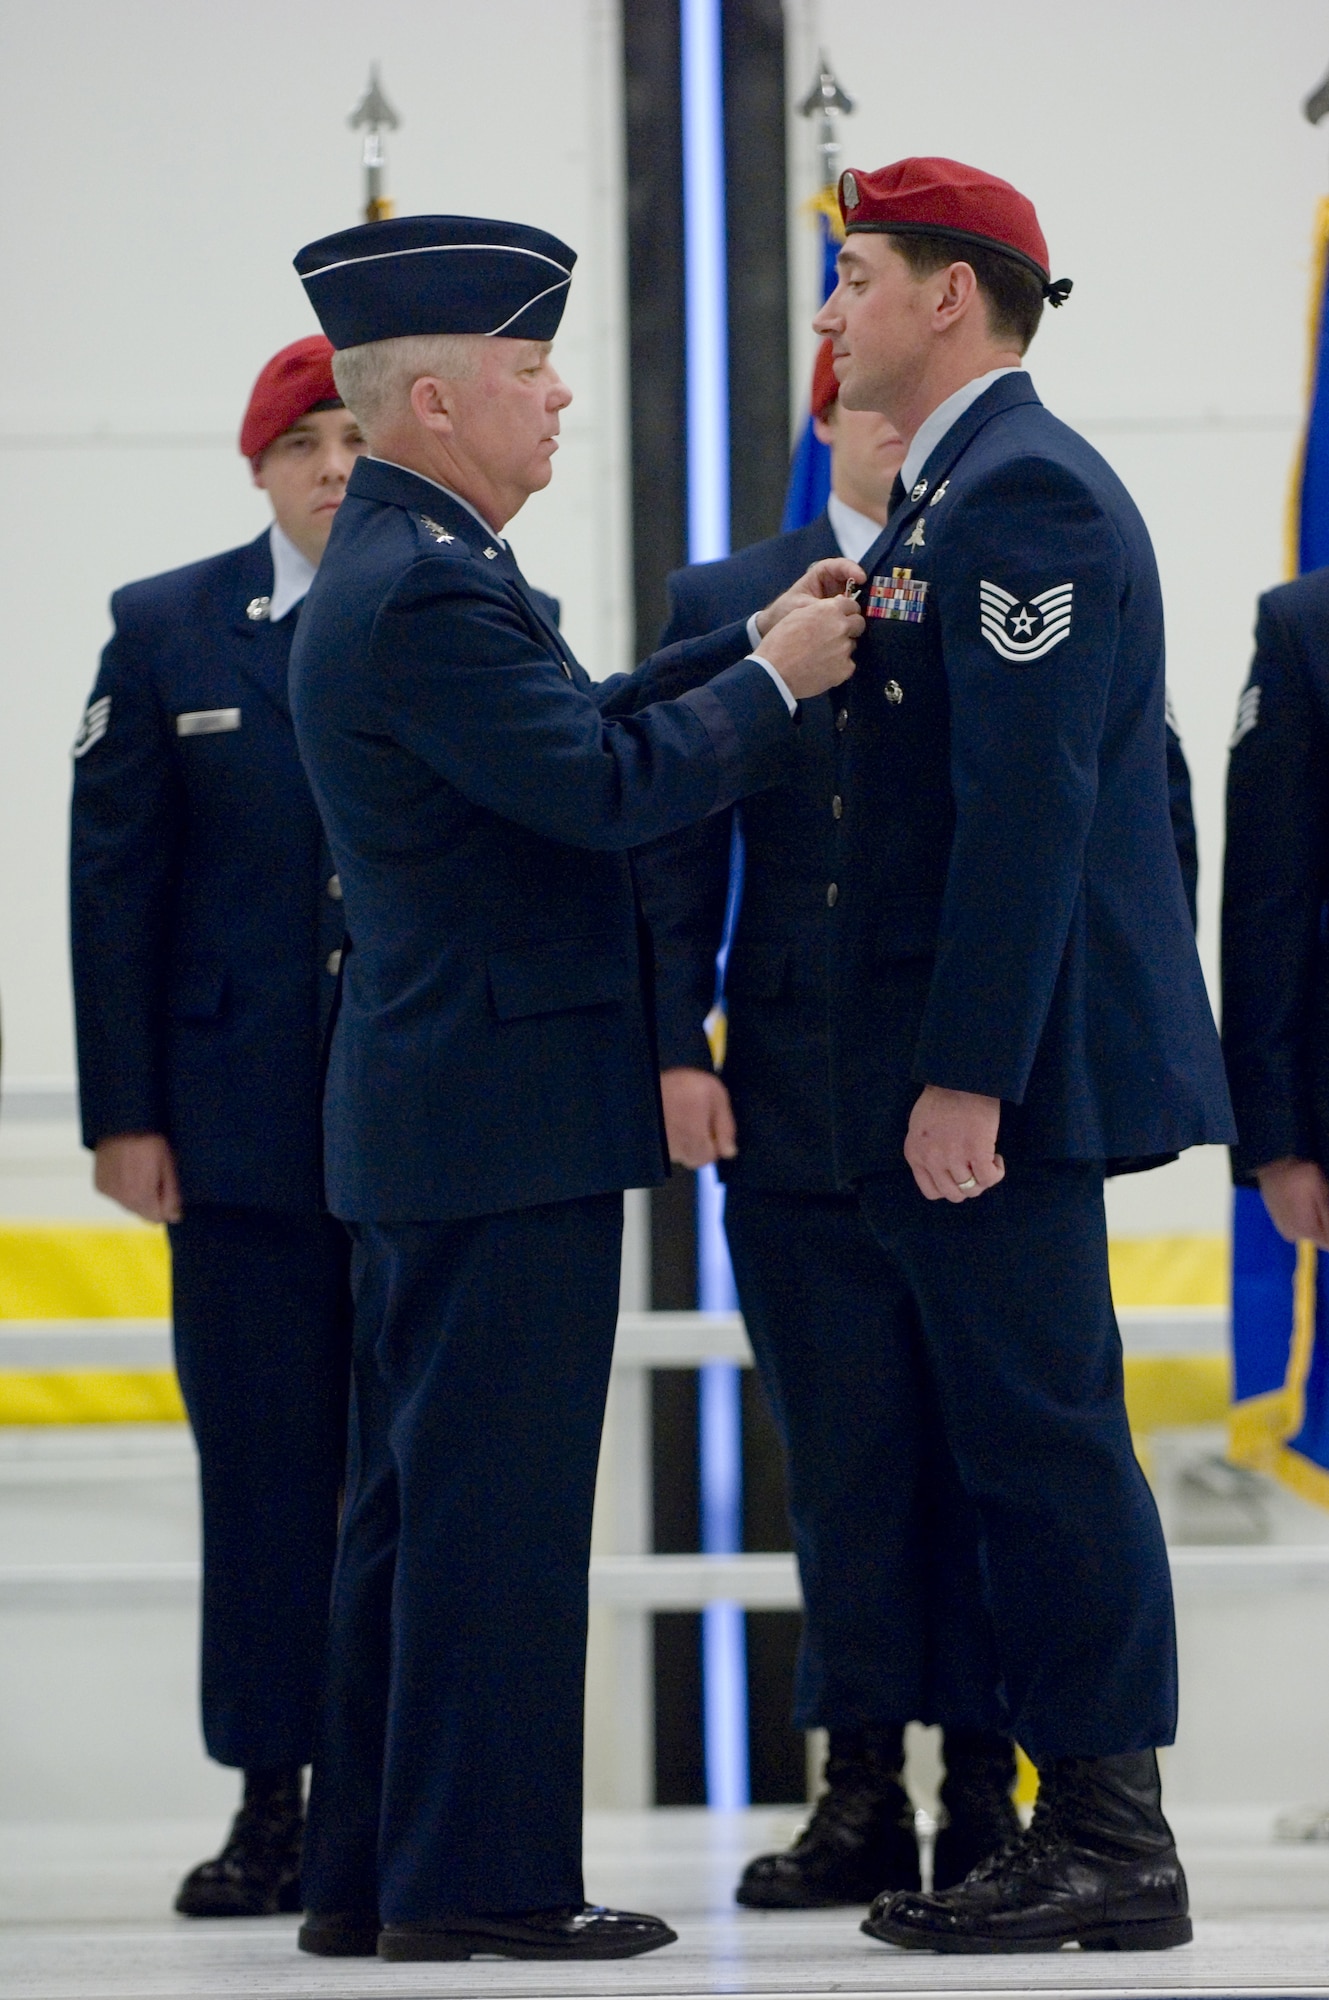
1228;194;1329;1508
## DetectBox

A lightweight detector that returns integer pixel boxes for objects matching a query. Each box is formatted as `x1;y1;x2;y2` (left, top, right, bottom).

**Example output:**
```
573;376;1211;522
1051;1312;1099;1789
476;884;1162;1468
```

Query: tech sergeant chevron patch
980;579;1074;663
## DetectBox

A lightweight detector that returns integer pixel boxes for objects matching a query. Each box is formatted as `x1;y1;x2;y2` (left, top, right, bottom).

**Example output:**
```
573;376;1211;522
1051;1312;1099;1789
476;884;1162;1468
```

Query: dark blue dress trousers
169;1205;352;1770
853;1163;1178;1763
301;1192;624;1922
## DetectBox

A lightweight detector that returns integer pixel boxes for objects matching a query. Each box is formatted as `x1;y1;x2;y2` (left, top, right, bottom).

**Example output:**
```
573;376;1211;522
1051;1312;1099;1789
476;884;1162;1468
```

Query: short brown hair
888;232;1044;352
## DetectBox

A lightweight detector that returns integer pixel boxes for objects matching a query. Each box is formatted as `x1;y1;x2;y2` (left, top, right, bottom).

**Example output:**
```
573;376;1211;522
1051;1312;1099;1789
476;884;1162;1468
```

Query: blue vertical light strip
681;0;748;1812
681;0;730;566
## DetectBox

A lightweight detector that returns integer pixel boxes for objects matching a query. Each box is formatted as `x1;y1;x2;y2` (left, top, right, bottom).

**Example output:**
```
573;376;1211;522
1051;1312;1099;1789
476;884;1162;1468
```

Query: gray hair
331;333;483;431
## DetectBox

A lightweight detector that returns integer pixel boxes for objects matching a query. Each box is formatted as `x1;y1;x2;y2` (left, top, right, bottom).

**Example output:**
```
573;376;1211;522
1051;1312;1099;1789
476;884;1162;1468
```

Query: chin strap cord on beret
1043;277;1073;307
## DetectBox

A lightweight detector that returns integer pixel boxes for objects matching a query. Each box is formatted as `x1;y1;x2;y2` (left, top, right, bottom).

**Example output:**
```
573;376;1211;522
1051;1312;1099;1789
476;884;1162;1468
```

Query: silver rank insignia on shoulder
904;517;926;552
246;596;271;621
980;580;1074;662
910;479;928;501
72;694;111;759
419;515;455;543
929;479;950;506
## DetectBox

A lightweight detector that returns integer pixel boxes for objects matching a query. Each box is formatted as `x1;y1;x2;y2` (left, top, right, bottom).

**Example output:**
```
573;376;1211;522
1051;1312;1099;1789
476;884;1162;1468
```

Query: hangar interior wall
2;0;1329;1239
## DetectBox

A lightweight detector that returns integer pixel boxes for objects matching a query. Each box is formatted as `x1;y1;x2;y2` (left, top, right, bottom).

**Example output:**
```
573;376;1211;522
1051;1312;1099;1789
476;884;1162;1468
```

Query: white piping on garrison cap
303;241;573;282
487;278;574;337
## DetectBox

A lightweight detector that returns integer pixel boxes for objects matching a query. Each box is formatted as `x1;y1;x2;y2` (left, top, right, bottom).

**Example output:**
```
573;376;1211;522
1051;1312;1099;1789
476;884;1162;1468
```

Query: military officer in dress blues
802;157;1234;1956
1223;569;1329;1243
69;338;366;1916
285;213;864;1964
638;342;1021;1906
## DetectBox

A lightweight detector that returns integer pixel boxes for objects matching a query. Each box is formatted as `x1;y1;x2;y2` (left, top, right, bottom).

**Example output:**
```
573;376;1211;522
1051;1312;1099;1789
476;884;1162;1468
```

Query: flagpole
349;65;401;223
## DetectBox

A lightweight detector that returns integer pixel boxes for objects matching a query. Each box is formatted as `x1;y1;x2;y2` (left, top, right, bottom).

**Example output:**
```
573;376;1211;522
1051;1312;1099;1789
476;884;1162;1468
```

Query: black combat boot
863;1749;1191;1953
931;1728;1021;1891
175;1767;305;1917
736;1725;919;1908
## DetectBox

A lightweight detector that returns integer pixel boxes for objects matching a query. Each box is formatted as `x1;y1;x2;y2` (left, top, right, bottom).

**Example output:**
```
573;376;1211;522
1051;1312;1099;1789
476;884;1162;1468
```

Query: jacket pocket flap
487;937;633;1021
874;896;944;963
726;938;790;999
169;966;228;1020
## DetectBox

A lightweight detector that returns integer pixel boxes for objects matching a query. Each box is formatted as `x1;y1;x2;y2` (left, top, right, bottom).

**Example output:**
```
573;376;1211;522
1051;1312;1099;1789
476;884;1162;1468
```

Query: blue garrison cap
293;215;577;349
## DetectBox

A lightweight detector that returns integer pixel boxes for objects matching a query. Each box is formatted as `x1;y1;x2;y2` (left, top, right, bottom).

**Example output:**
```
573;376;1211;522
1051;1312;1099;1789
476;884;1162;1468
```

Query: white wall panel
0;0;628;1090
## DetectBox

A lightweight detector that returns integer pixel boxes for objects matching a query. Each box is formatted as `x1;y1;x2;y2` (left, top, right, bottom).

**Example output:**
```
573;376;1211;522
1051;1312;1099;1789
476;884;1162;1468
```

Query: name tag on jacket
176;708;241;737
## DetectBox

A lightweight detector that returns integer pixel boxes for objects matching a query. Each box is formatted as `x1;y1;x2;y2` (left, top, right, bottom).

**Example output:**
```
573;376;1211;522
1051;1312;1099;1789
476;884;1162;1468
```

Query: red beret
810;338;839;421
239;335;341;463
837;157;1070;303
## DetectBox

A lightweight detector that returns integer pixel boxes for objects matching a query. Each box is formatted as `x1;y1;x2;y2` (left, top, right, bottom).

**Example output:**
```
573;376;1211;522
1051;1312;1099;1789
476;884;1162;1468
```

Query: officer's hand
1256;1157;1329;1251
904;1085;1005;1203
755;558;867;636
94;1133;183;1225
661;1068;738;1170
758;595;863;700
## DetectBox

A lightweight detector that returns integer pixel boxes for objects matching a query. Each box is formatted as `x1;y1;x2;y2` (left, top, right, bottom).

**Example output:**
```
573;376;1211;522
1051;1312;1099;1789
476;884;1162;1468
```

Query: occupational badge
71;694;111;759
904;518;926;551
866;567;928;623
979;580;1073;662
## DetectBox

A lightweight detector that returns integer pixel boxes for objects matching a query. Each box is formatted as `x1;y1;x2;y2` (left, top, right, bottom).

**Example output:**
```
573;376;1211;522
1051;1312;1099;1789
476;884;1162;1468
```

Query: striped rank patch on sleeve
1229;684;1260;749
71;695;111;759
980;580;1074;663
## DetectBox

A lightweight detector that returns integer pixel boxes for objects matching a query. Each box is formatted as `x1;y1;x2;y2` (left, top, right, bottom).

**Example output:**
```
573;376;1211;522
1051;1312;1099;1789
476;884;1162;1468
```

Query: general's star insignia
904;518;926;552
929;479;950;506
419;515;455;543
979;580;1074;662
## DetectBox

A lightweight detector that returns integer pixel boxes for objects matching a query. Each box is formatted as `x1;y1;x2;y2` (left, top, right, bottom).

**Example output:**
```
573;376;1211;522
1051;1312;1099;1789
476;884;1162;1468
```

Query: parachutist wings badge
979;580;1074;663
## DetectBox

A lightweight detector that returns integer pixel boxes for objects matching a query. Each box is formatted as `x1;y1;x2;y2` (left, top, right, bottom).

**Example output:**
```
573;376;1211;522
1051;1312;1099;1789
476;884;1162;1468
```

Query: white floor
0;1808;1327;1999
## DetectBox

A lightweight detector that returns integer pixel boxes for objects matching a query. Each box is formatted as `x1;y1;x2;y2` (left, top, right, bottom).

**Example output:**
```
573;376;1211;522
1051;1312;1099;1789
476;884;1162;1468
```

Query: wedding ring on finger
956;1174;978;1191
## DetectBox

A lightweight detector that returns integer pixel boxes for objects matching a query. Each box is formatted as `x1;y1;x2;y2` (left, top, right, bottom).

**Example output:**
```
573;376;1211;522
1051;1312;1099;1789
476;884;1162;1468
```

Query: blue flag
1228;195;1329;1509
780;198;843;533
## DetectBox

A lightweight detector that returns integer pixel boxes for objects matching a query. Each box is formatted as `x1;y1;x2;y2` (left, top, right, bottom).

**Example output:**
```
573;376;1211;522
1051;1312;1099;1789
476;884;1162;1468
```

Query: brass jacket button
325;949;343;976
327;873;343;901
836;707;849;732
826;883;839;907
831;795;843;820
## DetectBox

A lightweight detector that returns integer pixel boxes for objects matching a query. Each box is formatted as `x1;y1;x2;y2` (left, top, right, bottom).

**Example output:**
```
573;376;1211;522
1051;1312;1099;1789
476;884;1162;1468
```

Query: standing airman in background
810;157;1234;1956
69;338;364;1917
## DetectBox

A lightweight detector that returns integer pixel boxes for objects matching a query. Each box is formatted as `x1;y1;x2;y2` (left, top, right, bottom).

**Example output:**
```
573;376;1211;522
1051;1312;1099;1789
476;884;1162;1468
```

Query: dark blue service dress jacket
826;373;1232;1176
635;498;1207;1191
288;457;798;1224
1222;566;1329;1181
70;531;345;1213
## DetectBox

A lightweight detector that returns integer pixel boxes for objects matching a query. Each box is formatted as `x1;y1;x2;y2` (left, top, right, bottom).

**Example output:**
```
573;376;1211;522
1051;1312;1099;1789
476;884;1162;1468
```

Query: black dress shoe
863;1749;1192;1954
737;1725;919;1908
175;1768;304;1918
297;1911;381;1956
378;1904;677;1961
932;1728;1021;1891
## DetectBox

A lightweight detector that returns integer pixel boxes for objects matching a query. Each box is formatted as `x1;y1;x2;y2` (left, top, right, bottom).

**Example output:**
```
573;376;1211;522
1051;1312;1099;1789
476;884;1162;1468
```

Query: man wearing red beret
69;337;366;1917
805;158;1235;1954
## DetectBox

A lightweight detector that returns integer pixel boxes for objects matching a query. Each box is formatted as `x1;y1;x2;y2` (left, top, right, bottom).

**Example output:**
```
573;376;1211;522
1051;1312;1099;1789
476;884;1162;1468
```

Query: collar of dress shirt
368;455;508;548
898;367;1022;497
267;521;318;623
827;490;888;565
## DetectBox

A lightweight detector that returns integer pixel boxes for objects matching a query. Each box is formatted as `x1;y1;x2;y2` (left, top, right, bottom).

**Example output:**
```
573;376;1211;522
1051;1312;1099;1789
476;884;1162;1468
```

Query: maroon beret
810;337;839;421
837;157;1071;304
239;335;341;463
